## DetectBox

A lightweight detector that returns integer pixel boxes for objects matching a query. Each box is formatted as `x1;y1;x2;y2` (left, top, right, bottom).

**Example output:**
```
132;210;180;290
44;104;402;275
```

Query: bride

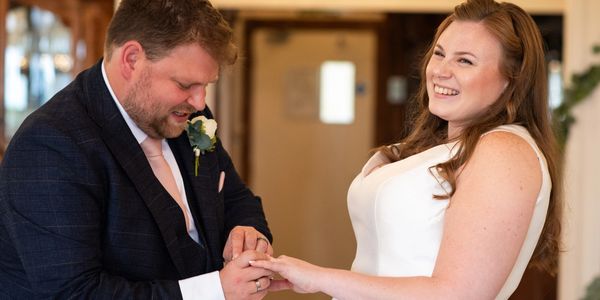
251;0;561;299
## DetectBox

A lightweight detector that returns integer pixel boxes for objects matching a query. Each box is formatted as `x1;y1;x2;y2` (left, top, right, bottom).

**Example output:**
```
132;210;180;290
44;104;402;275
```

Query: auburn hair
379;0;561;274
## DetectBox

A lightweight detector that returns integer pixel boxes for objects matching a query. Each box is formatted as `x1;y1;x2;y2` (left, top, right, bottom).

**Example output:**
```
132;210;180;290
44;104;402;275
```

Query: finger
233;250;270;268
251;278;260;294
255;276;272;292
245;231;258;251
249;257;281;273
222;239;233;262
231;255;253;269
245;262;276;279
252;267;275;279
255;237;269;253
250;277;269;294
267;279;293;292
251;290;268;300
230;230;245;259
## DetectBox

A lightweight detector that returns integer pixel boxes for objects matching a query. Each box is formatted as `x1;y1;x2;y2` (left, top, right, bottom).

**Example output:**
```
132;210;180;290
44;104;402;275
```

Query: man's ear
119;41;144;80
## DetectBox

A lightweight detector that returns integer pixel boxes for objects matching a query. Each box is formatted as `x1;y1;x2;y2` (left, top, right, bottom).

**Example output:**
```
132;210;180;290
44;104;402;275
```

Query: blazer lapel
81;61;194;277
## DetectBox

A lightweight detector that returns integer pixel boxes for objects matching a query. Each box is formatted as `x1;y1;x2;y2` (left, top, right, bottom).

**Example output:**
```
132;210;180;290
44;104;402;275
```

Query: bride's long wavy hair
378;0;561;274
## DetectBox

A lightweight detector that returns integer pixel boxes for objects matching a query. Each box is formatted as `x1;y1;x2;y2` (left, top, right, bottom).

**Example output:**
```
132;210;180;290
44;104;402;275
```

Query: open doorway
244;19;382;300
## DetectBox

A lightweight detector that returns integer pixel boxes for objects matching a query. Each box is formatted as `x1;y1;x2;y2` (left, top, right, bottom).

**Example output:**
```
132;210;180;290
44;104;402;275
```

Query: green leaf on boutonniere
185;115;217;176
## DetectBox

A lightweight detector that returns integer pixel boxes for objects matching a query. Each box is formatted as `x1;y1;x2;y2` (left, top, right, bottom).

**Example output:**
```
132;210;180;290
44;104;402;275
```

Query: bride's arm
252;131;542;299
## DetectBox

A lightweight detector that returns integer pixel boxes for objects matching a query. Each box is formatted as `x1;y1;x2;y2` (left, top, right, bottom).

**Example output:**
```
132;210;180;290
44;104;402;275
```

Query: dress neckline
360;142;458;179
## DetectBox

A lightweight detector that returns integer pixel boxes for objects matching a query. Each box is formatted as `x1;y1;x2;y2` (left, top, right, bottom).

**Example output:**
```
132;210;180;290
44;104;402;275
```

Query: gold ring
255;279;261;292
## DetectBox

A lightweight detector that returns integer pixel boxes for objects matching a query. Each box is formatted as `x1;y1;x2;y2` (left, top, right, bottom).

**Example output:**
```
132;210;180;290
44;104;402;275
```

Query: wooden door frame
241;18;388;181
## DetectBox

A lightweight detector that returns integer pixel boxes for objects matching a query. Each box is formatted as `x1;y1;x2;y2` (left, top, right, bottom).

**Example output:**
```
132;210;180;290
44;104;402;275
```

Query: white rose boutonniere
185;115;217;176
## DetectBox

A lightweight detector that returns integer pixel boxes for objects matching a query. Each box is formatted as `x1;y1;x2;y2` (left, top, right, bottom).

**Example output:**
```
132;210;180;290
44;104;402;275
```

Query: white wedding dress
347;125;551;299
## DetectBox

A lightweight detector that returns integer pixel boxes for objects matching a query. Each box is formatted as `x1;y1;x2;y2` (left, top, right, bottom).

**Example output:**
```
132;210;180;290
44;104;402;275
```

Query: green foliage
185;118;216;154
553;45;600;148
582;276;600;300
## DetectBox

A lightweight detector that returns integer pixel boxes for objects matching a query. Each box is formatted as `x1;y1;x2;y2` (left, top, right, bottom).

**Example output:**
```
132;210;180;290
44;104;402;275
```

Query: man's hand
223;226;273;262
220;250;274;300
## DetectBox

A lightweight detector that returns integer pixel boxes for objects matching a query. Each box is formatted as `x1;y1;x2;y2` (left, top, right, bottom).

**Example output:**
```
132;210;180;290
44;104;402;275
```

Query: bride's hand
250;255;324;294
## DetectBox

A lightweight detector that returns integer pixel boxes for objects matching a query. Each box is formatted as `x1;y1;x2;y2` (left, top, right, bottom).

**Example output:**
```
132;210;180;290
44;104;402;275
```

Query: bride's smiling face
426;21;508;138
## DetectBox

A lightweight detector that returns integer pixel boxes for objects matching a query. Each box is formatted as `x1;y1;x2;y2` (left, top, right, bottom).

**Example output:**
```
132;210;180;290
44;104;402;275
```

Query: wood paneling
375;14;446;146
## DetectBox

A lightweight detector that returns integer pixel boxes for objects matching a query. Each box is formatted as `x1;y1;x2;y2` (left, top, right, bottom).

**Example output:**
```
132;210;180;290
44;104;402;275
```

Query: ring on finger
255;279;262;293
257;236;270;245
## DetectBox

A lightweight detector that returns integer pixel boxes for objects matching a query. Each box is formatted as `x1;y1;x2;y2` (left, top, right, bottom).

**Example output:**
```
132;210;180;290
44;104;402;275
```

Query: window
548;59;563;109
319;61;355;124
4;5;73;140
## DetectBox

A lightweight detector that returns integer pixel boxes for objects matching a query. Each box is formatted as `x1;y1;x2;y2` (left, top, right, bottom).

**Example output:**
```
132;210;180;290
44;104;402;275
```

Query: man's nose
187;86;206;111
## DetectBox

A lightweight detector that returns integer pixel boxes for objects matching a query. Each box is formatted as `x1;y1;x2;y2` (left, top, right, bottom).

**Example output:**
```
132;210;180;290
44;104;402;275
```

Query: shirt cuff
179;270;225;300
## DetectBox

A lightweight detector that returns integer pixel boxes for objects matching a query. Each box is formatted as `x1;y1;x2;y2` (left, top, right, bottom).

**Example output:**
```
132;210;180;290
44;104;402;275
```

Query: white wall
559;0;600;298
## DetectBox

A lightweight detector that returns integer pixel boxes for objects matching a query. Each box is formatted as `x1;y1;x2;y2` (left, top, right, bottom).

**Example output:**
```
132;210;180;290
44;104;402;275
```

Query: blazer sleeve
0;119;183;299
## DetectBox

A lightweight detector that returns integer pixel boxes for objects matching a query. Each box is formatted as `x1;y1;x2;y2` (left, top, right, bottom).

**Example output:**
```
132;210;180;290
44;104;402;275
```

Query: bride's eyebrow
435;44;477;58
454;51;477;58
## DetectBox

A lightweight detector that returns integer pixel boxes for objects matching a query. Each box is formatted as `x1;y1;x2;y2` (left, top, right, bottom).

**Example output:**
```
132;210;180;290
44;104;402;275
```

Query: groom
0;0;273;299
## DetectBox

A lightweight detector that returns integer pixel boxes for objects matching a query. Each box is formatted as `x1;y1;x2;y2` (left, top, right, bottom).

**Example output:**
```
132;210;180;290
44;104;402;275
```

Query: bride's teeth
434;85;458;95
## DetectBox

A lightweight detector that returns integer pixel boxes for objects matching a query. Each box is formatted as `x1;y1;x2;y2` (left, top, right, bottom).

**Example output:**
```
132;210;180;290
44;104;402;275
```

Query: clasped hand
220;226;274;300
249;255;323;294
220;226;321;298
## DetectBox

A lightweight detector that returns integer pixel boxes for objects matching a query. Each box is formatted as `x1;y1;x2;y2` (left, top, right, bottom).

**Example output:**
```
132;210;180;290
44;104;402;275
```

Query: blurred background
0;0;597;299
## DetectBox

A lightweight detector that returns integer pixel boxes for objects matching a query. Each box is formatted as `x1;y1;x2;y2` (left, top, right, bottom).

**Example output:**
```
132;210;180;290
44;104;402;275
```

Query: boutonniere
185;115;217;176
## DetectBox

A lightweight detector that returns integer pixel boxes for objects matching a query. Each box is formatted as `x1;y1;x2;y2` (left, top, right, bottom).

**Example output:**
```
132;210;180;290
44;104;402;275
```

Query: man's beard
122;69;194;139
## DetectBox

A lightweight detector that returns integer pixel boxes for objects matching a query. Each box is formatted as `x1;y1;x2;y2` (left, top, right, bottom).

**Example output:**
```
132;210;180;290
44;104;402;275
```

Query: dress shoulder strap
483;124;551;204
483;124;541;158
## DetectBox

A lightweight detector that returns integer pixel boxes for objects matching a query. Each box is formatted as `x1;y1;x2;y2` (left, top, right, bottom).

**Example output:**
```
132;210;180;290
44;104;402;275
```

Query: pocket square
218;171;225;192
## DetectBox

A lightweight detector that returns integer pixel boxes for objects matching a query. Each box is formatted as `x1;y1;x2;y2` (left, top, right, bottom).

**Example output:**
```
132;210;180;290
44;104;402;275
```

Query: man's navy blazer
0;60;271;299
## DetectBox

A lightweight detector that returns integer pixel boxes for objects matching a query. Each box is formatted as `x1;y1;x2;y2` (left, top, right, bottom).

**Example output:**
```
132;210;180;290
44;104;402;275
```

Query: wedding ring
255;279;262;293
257;236;270;245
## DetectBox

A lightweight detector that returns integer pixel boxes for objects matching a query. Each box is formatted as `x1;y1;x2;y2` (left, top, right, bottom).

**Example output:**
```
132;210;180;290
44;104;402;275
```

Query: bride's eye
458;58;473;65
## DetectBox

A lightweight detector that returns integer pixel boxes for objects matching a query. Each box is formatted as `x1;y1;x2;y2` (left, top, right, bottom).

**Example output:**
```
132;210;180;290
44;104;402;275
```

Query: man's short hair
105;0;237;65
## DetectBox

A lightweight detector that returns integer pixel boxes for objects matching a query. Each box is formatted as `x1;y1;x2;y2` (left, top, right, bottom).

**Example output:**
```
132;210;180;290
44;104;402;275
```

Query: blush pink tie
140;137;190;230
